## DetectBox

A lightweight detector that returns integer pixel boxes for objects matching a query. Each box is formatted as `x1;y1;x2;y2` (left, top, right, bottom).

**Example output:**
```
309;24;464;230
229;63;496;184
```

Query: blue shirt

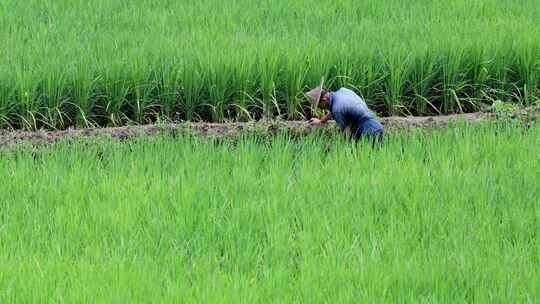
330;88;384;135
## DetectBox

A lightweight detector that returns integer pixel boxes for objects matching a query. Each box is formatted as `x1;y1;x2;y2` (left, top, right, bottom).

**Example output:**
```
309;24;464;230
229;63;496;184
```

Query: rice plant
0;123;538;302
0;0;539;128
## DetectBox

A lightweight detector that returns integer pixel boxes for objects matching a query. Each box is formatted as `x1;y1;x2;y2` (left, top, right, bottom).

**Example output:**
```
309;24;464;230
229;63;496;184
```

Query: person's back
330;88;384;138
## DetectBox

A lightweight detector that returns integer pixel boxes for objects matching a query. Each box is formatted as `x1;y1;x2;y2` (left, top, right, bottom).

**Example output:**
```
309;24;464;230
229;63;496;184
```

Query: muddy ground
0;112;502;148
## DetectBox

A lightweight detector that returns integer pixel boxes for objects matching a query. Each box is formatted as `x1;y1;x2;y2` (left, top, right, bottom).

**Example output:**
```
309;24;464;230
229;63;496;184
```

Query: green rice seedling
1;0;540;127
40;69;71;129
406;50;440;115
13;71;41;130
155;61;183;120
179;63;207;121
282;55;310;120
228;64;255;121
205;59;234;122
382;50;412;115
70;68;99;128
514;42;540;105
439;48;469;114
0;123;538;302
258;53;282;119
93;65;133;126
124;59;159;125
0;74;17;130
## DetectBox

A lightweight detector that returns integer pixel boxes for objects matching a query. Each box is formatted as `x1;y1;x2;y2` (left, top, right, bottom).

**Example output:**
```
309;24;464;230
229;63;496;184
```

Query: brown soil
0;112;495;148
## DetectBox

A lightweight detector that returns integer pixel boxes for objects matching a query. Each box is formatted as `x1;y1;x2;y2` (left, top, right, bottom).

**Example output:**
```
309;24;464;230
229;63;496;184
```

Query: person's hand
309;118;322;126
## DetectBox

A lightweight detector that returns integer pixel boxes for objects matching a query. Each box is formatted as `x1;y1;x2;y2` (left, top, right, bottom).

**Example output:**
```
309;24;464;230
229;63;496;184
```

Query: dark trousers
353;129;384;148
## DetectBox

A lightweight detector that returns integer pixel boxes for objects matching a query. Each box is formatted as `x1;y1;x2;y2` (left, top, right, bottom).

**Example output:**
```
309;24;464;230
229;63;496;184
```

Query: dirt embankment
0;112;498;148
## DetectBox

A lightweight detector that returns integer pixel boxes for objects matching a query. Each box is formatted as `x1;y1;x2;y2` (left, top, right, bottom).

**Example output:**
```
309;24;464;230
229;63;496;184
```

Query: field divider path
0;113;496;148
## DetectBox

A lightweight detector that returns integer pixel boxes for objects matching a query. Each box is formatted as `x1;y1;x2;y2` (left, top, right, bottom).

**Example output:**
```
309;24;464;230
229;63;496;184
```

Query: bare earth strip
0;113;496;148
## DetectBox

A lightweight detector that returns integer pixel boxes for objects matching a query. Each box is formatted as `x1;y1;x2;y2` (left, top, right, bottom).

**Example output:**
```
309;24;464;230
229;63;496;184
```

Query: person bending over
306;79;384;146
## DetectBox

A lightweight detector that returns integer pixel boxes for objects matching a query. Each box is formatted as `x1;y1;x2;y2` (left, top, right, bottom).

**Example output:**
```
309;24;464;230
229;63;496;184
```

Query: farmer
306;79;384;146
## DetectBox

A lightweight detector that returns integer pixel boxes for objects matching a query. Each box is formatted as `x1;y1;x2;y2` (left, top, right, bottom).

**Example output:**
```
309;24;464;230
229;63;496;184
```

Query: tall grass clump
0;0;539;129
0;123;539;302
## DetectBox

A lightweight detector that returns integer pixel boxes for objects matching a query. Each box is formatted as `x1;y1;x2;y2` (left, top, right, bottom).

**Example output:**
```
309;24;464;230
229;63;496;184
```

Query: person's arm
309;112;332;125
320;112;332;123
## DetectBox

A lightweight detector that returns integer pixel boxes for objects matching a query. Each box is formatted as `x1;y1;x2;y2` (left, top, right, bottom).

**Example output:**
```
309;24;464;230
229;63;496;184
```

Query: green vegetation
1;0;539;129
1;123;539;302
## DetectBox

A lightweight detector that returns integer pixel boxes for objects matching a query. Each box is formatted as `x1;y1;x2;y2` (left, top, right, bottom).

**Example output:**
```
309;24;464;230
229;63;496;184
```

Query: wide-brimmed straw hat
305;78;325;110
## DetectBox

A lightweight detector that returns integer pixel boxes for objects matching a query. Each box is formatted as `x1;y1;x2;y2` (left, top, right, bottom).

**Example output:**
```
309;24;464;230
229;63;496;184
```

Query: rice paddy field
0;122;539;302
1;0;540;129
2;0;539;302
